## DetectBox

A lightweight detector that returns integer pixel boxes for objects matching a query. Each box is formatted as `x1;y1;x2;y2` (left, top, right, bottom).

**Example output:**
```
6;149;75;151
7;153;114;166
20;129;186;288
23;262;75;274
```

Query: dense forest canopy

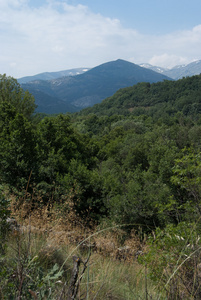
1;74;201;229
79;75;201;121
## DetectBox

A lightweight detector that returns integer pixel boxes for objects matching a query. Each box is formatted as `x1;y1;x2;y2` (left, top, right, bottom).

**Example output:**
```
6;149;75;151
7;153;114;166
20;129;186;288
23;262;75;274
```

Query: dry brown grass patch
9;193;146;263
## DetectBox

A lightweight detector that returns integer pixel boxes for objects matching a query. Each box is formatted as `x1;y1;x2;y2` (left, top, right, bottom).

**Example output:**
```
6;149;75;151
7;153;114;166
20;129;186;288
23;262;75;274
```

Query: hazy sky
1;0;201;78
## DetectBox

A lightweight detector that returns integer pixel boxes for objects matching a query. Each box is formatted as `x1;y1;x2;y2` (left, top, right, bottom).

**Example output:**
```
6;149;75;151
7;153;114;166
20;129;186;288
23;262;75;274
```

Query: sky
1;0;201;78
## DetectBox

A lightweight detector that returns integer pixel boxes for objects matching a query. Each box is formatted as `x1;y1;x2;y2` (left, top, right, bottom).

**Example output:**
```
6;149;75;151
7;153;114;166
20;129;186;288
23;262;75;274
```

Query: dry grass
10;192;145;260
5;193;154;299
5;192;200;299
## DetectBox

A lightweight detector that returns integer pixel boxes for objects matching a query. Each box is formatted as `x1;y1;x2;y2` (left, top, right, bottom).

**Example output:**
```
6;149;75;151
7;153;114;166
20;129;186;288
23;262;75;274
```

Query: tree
0;112;37;188
0;74;36;119
0;75;37;188
171;148;201;219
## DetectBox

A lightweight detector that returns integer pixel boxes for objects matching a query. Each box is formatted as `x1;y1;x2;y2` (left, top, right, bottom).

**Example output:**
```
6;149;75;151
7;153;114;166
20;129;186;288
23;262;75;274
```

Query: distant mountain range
19;59;201;114
18;60;201;84
18;68;90;84
139;60;201;79
21;59;171;114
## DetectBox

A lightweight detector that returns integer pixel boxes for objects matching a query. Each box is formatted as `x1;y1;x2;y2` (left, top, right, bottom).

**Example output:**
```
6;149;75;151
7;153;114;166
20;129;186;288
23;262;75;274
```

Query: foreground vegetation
0;195;153;299
1;73;201;298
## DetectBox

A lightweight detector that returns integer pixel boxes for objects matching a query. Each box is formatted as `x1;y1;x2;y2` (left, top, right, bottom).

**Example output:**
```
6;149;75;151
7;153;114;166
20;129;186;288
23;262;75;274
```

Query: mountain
139;63;168;75
139;60;201;80
22;59;171;114
18;68;90;84
164;60;201;79
26;89;78;114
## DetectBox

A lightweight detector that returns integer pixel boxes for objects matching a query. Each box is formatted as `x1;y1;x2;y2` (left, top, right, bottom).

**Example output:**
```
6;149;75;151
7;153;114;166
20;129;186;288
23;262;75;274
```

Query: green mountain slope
78;74;201;119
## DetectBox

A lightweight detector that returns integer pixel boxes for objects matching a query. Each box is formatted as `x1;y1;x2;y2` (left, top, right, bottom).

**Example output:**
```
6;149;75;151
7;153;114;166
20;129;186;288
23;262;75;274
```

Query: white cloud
147;26;201;68
0;0;201;77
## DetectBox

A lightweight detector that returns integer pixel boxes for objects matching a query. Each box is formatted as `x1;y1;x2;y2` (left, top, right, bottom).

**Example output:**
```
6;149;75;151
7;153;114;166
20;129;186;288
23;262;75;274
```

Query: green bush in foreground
141;222;201;299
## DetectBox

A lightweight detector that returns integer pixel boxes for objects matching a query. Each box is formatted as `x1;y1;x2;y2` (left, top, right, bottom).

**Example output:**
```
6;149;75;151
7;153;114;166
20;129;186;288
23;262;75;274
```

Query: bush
140;222;201;299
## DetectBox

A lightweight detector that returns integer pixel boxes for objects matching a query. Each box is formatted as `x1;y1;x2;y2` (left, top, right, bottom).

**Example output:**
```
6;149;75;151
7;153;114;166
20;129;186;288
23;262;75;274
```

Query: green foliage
0;75;37;189
60;159;107;220
0;112;37;188
37;114;87;180
79;74;201;120
2;73;201;229
141;222;201;299
0;74;36;119
0;242;64;299
170;149;201;220
35;114;100;204
3;72;201;298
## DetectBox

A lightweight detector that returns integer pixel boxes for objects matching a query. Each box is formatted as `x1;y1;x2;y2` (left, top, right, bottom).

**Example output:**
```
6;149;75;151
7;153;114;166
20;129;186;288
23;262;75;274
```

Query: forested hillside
1;73;201;298
79;74;201;119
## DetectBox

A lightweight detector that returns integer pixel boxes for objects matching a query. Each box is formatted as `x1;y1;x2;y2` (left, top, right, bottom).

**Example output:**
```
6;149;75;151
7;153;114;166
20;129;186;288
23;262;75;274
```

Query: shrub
140;222;201;299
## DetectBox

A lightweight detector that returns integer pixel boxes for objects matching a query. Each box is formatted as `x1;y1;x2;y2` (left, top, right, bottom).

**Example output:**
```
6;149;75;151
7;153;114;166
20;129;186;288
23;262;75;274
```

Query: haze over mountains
19;59;201;114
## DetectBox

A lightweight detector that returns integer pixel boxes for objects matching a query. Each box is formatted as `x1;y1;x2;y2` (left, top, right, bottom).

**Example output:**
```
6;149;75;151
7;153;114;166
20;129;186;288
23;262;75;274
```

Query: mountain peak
85;59;167;80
